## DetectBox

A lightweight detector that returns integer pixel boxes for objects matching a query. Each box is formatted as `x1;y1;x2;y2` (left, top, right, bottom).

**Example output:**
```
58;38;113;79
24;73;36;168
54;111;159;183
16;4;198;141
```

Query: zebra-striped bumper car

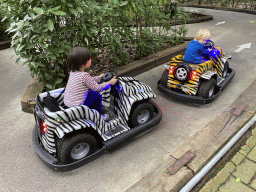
32;76;162;171
157;44;235;104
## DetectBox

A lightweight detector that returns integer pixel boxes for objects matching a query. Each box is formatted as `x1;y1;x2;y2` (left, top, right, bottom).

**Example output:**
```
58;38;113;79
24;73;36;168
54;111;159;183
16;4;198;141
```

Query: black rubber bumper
32;99;162;172
157;68;235;104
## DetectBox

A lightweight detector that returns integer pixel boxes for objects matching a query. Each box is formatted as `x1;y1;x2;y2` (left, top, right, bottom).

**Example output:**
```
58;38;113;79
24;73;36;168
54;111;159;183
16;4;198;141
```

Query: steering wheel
204;40;214;49
100;69;118;83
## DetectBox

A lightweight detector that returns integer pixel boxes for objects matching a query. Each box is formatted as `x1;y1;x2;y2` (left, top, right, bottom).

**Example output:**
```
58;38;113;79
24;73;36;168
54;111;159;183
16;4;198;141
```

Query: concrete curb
21;40;193;114
179;4;256;15
21;77;44;114
127;79;256;192
0;40;11;50
126;13;213;27
170;13;213;25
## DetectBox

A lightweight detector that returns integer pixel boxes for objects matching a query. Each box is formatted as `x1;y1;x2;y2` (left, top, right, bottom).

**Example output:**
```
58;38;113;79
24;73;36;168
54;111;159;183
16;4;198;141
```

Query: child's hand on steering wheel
108;76;117;85
99;73;104;79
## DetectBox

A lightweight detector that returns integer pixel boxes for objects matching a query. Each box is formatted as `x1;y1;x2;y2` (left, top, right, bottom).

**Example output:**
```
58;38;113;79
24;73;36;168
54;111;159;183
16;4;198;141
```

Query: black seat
43;92;62;112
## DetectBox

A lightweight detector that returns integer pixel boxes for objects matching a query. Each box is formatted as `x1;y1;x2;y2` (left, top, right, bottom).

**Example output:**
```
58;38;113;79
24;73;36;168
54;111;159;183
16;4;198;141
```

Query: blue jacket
184;40;208;64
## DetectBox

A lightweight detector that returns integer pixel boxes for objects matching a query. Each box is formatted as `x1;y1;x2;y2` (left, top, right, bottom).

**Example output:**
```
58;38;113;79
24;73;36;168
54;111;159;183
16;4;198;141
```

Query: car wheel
129;102;154;128
198;78;217;99
222;61;229;78
57;133;97;164
160;69;169;86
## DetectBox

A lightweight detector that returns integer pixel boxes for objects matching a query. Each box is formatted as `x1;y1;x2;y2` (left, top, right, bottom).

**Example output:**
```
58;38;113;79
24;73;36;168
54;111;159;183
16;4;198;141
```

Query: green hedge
4;0;188;90
0;1;11;41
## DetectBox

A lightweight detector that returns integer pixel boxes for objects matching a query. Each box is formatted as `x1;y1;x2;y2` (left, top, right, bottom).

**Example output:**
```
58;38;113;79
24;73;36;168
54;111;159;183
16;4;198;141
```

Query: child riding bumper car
157;40;235;104
32;70;162;171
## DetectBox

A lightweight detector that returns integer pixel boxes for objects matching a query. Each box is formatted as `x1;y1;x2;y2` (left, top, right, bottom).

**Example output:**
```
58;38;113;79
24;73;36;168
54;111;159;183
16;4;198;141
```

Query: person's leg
83;91;102;113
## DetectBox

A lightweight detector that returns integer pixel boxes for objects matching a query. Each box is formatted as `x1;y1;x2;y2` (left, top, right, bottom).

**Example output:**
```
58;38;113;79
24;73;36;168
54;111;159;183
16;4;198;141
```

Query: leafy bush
5;0;188;91
0;1;11;41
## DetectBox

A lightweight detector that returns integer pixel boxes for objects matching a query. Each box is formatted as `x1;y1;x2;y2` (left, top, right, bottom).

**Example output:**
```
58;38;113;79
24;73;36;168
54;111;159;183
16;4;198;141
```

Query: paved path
200;126;256;192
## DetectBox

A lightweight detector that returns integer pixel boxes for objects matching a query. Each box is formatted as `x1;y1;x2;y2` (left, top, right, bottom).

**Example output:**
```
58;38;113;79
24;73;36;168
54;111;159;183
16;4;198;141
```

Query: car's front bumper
32;99;162;172
157;68;235;104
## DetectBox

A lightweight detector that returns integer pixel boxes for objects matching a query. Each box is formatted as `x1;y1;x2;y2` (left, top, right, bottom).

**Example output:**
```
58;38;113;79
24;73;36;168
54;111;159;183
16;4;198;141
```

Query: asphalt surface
1;7;255;192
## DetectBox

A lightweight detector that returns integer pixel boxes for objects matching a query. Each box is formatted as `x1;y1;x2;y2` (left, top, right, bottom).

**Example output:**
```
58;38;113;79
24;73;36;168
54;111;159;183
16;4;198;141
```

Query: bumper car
157;41;235;104
32;70;162;171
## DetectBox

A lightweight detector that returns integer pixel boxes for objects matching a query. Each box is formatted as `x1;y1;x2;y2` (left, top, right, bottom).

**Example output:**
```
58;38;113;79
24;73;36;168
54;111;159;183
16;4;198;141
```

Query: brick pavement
200;128;256;192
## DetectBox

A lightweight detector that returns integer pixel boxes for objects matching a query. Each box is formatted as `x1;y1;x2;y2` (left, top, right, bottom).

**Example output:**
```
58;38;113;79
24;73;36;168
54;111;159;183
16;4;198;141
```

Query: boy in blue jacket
184;28;211;64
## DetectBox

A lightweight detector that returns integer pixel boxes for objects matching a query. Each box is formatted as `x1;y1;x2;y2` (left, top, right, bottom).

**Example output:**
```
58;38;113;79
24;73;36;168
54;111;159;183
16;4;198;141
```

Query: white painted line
234;43;251;52
216;21;225;25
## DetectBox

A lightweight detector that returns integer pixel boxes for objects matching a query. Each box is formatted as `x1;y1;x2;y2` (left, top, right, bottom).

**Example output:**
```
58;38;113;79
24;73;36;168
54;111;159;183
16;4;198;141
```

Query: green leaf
47;19;54;31
52;10;66;15
69;8;77;15
45;84;53;90
38;63;46;67
58;73;66;77
48;54;56;60
16;58;21;64
48;6;61;13
82;24;87;30
1;16;7;22
31;35;37;40
33;7;44;14
77;7;83;13
66;3;73;8
85;30;92;38
55;79;63;85
119;2;128;6
107;20;111;27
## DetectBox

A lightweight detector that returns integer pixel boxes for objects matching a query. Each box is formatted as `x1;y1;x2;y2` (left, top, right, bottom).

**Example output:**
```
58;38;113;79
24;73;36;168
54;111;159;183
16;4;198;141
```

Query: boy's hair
194;28;211;41
67;47;91;71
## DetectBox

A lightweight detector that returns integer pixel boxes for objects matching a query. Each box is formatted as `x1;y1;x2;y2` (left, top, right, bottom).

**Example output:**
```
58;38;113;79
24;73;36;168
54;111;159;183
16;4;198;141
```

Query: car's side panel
37;95;126;154
200;71;217;80
116;77;156;121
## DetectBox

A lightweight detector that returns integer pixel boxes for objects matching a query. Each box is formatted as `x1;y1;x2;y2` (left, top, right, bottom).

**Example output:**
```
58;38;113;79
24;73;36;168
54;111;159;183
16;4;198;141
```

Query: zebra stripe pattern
116;77;156;122
36;77;155;154
167;53;224;95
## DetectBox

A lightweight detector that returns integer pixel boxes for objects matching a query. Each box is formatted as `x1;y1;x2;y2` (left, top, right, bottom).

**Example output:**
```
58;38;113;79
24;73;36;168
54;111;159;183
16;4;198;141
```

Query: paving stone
203;178;219;192
247;146;256;162
200;163;235;192
246;136;256;149
252;128;256;136
233;158;256;184
241;145;251;154
212;171;230;191
199;185;213;192
219;176;255;192
223;162;236;173
239;145;250;156
250;174;256;190
232;152;246;165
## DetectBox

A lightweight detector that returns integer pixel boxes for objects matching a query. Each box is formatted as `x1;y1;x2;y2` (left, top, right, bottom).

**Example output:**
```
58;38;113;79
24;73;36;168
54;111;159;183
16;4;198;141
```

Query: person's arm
83;73;116;91
93;74;104;83
199;43;209;54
